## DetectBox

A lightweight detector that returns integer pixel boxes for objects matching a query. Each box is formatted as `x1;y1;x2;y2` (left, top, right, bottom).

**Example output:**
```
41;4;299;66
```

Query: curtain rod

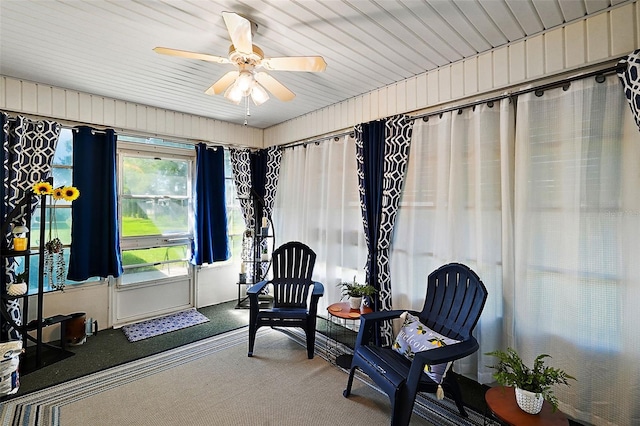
410;61;626;121
71;127;109;135
278;59;626;149
280;130;355;150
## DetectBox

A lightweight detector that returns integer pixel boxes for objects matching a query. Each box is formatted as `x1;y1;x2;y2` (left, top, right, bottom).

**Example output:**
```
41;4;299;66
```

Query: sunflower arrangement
32;181;81;291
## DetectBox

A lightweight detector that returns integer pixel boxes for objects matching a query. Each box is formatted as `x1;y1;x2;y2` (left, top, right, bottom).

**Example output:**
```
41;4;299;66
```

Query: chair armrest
247;280;269;296
311;281;324;296
412;336;479;366
354;309;410;348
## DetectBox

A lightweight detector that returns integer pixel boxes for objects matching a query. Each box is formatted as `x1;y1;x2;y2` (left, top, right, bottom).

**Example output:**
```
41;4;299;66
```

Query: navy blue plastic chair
343;263;488;425
247;241;324;359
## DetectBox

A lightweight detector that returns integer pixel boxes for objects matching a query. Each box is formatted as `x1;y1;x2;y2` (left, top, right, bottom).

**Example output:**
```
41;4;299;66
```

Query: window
224;150;243;261
117;137;194;286
28;128;98;291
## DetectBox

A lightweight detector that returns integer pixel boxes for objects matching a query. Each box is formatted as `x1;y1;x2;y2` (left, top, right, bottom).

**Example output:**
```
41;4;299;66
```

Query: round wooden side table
485;386;569;425
326;302;372;368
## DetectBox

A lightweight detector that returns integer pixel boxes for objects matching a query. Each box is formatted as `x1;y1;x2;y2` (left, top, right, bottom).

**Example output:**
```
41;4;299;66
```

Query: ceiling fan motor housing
228;44;264;66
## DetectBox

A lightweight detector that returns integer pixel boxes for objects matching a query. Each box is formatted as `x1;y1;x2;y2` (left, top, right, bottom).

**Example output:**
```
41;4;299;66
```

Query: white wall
2;1;639;339
0;77;263;148
264;1;640;146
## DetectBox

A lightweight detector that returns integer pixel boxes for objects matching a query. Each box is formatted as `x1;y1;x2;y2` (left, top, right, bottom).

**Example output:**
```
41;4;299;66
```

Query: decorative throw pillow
392;312;460;397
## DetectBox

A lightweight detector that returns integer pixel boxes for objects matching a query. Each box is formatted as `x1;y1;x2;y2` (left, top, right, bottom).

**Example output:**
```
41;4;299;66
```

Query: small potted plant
486;347;575;414
7;271;28;296
338;276;376;309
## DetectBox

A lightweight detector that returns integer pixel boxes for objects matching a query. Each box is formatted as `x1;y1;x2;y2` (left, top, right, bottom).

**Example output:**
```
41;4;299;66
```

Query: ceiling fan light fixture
250;84;269;106
224;82;244;104
236;70;254;94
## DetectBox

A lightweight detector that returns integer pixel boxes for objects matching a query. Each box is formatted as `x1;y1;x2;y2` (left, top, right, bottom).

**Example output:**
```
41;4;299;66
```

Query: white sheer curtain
391;100;514;383
272;136;368;314
514;77;640;425
272;75;639;425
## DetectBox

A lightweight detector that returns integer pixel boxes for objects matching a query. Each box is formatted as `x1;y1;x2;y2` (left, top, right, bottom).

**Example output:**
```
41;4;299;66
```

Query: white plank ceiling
0;0;631;129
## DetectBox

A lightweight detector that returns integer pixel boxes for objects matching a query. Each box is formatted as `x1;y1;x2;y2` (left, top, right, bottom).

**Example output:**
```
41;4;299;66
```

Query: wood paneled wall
264;1;640;147
0;76;262;148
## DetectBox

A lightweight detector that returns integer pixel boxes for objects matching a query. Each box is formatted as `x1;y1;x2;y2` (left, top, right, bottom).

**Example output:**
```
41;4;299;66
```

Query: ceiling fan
154;11;327;106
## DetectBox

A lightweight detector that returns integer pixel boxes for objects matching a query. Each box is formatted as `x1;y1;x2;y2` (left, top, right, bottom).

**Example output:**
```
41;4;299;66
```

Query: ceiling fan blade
262;56;327;72
205;71;239;95
255;72;295;102
222;11;253;55
153;47;229;64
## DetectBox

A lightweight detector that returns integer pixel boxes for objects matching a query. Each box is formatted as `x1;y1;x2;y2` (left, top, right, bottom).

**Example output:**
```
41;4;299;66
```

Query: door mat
121;309;210;342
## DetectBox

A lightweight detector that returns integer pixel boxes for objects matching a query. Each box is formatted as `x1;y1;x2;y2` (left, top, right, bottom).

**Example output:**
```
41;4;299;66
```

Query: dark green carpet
15;301;249;396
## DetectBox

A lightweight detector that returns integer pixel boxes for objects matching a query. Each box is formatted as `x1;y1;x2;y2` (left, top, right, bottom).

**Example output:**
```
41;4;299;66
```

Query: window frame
116;140;195;288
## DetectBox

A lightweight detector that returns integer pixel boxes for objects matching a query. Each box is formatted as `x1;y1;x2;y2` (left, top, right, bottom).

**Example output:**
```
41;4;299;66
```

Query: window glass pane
51;167;72;188
223;149;242;261
53;129;72;166
123;157;188;197
121;246;190;285
121;198;189;236
31;207;72;246
121;154;190;237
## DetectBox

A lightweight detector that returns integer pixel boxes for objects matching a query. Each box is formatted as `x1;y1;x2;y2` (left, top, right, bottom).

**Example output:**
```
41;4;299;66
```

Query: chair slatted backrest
271;241;316;309
419;263;488;341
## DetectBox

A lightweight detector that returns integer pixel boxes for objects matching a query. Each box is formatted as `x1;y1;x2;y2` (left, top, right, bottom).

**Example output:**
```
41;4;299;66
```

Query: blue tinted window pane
53;129;73;166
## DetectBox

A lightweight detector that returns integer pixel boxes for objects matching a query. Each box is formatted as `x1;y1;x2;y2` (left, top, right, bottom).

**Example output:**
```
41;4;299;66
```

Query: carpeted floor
4;301;583;425
2;327;484;426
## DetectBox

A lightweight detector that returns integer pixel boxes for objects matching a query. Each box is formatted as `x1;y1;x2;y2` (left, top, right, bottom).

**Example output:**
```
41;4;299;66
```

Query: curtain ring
595;74;606;83
422;116;429;122
487;101;494;108
534;89;544;97
562;82;571;91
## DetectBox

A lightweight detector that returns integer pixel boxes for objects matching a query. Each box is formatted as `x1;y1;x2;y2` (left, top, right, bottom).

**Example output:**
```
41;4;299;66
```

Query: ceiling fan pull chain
244;96;250;126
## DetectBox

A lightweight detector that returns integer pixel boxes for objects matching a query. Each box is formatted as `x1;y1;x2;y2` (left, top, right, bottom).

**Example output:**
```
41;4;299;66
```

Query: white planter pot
7;282;27;296
515;387;544;414
349;296;362;310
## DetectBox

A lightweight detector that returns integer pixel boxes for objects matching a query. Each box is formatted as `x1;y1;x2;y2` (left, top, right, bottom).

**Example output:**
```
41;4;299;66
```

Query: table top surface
485;386;569;426
327;302;372;320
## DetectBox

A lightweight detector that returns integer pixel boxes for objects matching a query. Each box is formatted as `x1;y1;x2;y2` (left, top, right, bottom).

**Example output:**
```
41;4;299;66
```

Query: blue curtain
68;126;123;281
357;120;386;304
250;149;268;222
193;143;229;265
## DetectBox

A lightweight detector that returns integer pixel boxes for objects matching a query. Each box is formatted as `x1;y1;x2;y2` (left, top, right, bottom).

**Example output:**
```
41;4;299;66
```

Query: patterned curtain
355;115;413;345
230;147;282;281
1;112;60;341
263;146;283;221
617;49;640;133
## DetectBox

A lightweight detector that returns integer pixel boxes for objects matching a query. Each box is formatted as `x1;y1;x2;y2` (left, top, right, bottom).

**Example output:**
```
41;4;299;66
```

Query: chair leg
444;374;469;417
248;323;257;357
389;388;414;426
343;366;356;397
305;326;316;359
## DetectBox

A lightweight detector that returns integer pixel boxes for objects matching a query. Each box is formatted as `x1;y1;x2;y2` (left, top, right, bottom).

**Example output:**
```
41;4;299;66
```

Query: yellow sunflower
52;187;65;200
62;186;80;201
32;181;53;195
